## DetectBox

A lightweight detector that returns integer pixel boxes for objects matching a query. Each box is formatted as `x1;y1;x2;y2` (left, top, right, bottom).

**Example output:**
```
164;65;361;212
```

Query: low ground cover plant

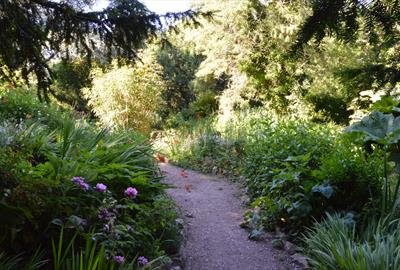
304;213;400;270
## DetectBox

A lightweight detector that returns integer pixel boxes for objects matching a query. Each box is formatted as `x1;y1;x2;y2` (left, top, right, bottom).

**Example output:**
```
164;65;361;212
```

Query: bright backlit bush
84;51;165;134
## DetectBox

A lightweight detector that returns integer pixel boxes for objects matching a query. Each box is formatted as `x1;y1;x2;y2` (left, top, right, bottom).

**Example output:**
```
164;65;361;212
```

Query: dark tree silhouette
0;0;209;100
293;0;400;93
294;0;400;48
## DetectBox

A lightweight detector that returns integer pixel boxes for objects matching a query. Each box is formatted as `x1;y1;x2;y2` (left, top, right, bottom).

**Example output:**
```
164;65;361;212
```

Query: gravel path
161;163;288;270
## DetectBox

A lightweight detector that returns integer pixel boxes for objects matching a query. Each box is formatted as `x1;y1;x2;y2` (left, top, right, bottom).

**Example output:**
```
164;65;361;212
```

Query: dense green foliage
2;0;400;268
0;88;72;129
0;89;180;268
244;119;383;234
0;0;208;99
51;59;92;112
84;50;165;133
304;214;400;270
158;111;384;235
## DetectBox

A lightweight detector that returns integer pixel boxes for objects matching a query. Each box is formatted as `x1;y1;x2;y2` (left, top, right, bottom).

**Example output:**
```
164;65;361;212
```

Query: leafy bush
314;140;383;213
243;118;384;233
0;90;180;268
84;51;165;133
0;87;73;129
189;91;219;118
159;110;384;235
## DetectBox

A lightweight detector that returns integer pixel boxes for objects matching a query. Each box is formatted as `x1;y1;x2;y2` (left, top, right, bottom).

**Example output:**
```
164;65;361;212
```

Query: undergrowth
157;110;384;236
0;88;180;269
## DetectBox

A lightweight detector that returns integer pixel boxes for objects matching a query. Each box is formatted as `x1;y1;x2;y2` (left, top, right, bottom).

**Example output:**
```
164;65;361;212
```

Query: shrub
313;139;383;214
189;91;219;118
304;214;400;270
243;118;384;234
243;119;335;232
84;52;165;134
159;110;384;235
0;91;180;267
0;87;73;129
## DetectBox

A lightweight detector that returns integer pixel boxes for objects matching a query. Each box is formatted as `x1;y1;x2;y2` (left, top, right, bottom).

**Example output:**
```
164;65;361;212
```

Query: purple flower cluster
98;208;113;220
113;255;125;264
95;183;107;192
138;256;149;266
124;187;138;198
71;177;138;200
71;176;89;191
71;177;108;193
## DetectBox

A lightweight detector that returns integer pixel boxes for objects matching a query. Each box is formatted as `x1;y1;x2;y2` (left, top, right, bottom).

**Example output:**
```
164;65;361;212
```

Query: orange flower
184;183;192;192
180;170;189;178
155;153;167;163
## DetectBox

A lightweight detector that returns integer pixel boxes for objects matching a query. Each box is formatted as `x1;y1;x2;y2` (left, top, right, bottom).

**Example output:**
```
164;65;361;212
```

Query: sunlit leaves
345;111;400;145
84;49;165;133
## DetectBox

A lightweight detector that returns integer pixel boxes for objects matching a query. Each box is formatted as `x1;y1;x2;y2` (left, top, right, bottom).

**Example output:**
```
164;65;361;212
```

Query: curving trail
161;163;290;270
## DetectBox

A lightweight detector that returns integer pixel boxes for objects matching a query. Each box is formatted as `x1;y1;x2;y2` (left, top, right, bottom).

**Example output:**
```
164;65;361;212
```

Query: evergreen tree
0;0;209;100
294;0;400;47
293;0;400;98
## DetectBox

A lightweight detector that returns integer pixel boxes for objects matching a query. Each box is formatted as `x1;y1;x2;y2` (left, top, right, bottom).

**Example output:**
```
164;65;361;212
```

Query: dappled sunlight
1;0;400;269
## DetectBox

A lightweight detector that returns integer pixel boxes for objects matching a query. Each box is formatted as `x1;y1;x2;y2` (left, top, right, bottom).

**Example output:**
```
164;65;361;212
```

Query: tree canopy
294;0;400;47
292;0;400;101
0;0;209;100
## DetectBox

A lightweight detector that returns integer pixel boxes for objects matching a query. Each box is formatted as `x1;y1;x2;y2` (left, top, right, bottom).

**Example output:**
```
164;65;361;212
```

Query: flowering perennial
71;176;89;191
95;183;107;192
138;256;149;265
113;255;125;264
98;208;113;220
124;187;138;198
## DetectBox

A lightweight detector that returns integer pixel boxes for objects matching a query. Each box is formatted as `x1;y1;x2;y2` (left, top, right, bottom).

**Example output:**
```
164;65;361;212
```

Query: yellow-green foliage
84;50;165;133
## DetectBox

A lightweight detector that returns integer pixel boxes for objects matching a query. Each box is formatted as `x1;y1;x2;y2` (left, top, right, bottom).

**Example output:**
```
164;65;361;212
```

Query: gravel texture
161;163;288;270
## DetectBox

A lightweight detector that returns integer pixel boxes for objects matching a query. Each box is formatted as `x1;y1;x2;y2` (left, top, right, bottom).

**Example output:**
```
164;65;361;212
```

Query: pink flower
95;183;107;192
113;255;125;264
124;187;138;198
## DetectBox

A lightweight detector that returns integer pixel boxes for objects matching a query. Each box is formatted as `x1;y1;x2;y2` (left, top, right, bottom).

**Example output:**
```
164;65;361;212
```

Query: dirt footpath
161;163;291;270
